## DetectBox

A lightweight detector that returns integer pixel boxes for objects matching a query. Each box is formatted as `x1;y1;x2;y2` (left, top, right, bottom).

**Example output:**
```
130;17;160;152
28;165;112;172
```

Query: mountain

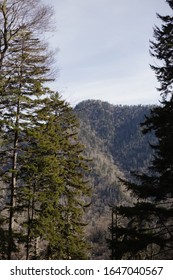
74;100;155;259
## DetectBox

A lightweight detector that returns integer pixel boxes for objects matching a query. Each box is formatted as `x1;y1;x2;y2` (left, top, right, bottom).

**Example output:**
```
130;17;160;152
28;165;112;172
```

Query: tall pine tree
17;93;90;260
0;0;91;259
0;27;53;259
108;0;173;259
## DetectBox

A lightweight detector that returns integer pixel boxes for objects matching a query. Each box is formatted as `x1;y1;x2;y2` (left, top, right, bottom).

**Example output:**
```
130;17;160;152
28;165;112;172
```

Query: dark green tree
0;29;54;259
108;0;173;259
18;94;91;260
0;0;54;259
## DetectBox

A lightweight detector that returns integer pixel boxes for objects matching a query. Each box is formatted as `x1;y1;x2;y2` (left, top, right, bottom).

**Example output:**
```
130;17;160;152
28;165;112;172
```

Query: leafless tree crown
0;0;54;67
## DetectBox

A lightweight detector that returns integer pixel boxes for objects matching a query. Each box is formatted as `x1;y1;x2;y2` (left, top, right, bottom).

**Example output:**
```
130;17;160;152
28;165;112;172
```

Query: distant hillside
75;100;155;174
74;100;155;259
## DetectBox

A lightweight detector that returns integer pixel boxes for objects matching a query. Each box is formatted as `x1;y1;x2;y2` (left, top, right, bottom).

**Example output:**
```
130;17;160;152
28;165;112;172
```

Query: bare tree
0;0;54;68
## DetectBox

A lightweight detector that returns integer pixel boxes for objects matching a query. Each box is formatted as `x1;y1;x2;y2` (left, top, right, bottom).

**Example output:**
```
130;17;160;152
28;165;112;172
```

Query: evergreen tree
108;0;173;259
0;0;53;260
0;28;53;259
0;0;91;259
17;93;90;260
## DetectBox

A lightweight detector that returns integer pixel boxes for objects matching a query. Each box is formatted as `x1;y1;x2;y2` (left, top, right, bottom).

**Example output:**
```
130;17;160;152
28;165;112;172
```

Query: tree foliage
108;0;173;260
0;0;90;260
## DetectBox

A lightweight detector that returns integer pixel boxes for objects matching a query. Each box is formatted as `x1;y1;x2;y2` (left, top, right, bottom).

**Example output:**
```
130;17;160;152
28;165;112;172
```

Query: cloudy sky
43;0;171;106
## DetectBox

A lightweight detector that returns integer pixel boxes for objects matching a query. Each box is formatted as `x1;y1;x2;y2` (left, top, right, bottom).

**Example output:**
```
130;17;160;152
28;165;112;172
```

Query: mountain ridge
74;99;155;259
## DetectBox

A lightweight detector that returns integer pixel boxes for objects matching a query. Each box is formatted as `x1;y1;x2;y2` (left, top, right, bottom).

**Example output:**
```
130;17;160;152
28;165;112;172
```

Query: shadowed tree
108;0;173;259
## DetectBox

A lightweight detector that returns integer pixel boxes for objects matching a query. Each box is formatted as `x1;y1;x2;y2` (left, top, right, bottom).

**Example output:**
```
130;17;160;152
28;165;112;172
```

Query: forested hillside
74;100;155;259
75;100;154;174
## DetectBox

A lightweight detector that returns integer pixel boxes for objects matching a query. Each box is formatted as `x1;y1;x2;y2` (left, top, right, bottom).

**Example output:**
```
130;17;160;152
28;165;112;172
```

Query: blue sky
43;0;171;106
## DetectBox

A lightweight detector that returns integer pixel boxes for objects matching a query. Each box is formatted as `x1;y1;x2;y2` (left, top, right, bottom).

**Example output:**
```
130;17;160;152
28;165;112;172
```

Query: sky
43;0;171;107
